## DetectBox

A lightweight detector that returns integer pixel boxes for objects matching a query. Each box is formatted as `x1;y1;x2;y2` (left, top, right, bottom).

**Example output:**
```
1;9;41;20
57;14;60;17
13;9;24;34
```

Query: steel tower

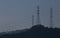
50;8;53;28
32;15;34;26
36;5;40;25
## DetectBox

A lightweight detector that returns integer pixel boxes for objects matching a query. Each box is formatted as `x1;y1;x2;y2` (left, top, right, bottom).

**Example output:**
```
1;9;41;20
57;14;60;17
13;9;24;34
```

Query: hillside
0;24;60;38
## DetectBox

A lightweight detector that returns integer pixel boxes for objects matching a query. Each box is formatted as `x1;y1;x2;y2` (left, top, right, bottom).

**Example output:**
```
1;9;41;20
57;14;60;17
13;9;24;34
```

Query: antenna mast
36;5;40;25
32;15;34;26
50;8;53;28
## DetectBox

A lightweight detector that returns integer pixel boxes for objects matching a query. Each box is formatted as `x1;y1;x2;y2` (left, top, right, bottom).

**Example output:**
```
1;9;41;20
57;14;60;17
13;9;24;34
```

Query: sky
0;0;60;32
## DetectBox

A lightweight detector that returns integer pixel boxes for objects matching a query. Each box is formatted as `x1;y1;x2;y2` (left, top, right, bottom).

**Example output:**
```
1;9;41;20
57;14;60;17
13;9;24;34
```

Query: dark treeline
0;24;60;38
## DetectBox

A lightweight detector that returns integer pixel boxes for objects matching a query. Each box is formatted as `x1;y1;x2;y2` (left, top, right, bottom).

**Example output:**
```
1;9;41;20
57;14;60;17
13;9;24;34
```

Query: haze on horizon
0;0;60;32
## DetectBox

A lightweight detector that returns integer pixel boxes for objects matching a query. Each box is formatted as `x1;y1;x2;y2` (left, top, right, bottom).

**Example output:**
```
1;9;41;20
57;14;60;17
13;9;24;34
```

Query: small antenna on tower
50;8;53;28
32;15;34;26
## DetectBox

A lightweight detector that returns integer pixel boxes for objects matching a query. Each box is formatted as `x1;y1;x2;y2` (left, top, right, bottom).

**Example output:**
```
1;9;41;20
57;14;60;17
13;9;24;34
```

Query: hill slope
0;24;60;38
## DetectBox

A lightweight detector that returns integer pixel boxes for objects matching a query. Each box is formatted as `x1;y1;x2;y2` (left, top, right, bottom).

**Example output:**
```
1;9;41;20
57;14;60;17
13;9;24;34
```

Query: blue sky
0;0;60;32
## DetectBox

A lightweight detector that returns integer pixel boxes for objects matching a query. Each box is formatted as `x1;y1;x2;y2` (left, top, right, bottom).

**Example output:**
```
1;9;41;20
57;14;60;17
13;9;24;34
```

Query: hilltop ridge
0;24;60;38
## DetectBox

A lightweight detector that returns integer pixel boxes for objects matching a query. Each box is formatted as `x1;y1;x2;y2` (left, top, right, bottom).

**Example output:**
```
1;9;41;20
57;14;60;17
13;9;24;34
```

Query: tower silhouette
50;8;53;28
36;5;40;25
32;15;34;26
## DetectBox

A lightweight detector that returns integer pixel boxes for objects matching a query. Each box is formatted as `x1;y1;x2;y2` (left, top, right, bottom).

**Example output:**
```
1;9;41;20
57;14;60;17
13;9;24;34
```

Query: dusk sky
0;0;60;32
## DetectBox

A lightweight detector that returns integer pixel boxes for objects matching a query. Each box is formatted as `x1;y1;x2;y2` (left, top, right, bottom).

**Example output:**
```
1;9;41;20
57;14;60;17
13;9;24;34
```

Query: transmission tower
32;15;34;26
36;5;41;25
50;8;53;28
